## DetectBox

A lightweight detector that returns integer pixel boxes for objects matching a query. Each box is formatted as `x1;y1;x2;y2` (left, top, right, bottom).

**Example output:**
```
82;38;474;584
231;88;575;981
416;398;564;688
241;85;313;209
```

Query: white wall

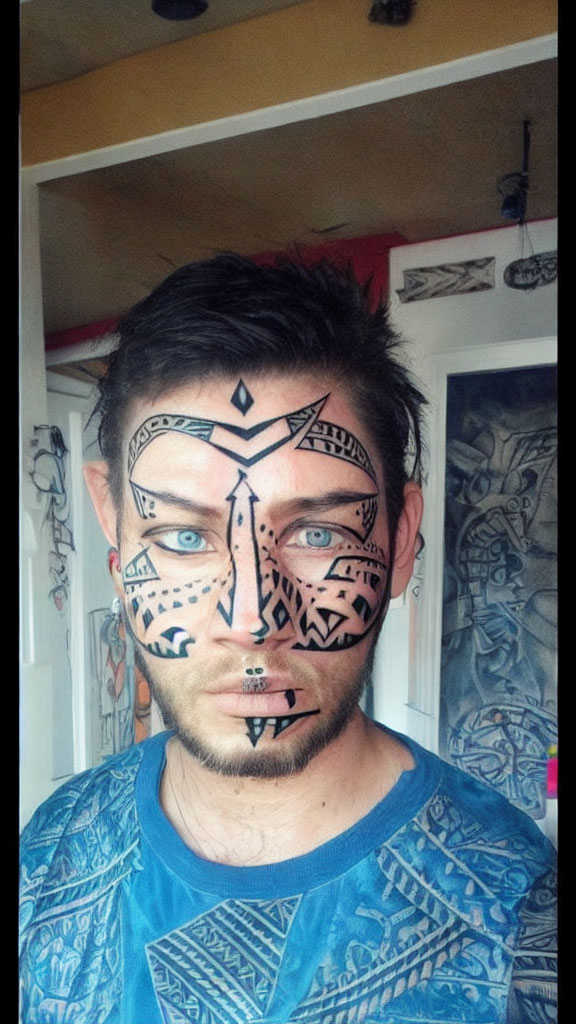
371;218;557;845
20;183;54;830
372;218;557;741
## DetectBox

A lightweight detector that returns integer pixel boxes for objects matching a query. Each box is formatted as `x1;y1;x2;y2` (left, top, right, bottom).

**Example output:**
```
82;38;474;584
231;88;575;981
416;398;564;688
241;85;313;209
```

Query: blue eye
156;530;208;554
300;528;340;548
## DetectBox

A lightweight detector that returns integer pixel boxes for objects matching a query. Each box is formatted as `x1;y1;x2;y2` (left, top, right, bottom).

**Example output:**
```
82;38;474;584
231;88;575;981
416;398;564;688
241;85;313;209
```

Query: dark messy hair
96;252;426;538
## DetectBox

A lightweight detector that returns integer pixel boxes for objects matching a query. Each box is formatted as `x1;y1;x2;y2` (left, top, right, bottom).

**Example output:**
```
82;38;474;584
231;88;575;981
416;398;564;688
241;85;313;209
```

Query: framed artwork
88;605;151;765
406;338;557;822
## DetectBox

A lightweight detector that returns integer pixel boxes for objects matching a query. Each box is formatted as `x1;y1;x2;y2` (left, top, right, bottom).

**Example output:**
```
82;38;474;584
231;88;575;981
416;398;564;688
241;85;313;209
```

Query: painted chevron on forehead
127;393;377;481
127;396;328;474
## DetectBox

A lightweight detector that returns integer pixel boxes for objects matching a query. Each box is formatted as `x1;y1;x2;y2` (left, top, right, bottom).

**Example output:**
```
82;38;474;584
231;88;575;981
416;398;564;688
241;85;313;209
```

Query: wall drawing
504;251;557;291
89;605;151;762
29;421;77;778
439;365;557;819
29;424;75;610
396;257;495;303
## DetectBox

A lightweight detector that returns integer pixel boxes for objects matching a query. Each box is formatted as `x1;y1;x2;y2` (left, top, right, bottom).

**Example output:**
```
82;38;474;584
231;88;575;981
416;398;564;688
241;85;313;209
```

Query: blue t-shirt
20;727;556;1023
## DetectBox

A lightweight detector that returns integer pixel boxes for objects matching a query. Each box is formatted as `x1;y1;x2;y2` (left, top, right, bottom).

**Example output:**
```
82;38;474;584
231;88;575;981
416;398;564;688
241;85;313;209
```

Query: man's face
105;373;414;777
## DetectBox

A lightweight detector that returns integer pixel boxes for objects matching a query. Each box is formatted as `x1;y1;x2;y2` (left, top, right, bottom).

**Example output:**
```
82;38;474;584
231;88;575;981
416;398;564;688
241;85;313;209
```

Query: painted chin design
245;709;321;747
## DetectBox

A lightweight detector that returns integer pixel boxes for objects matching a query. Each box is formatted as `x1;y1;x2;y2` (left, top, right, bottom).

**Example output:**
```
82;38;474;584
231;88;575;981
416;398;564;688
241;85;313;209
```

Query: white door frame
410;336;558;754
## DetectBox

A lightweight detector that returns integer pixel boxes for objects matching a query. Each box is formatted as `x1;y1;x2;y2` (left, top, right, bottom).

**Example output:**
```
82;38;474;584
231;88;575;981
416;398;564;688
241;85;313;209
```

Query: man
20;254;556;1023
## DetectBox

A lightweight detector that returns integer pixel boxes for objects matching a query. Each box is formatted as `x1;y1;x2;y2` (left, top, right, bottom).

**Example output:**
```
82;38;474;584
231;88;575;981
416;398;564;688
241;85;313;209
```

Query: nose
209;471;294;648
214;587;271;646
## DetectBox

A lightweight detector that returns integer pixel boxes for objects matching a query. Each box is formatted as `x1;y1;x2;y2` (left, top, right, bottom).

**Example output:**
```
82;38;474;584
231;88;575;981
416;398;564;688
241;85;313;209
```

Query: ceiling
38;56;557;343
20;0;308;91
22;1;556;354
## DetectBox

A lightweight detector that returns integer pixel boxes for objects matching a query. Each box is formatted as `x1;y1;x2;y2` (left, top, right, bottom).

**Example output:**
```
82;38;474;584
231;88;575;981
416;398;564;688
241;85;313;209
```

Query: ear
83;461;119;549
390;481;424;599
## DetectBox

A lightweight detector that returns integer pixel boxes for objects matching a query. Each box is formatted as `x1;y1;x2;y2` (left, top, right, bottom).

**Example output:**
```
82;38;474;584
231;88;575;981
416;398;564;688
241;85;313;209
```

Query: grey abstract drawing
89;607;136;761
439;365;557;819
29;422;76;778
29;424;75;610
503;251;557;291
396;258;495;303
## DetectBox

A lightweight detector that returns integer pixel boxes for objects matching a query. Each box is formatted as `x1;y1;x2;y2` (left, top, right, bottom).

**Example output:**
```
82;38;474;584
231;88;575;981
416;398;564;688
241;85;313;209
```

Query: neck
160;711;414;866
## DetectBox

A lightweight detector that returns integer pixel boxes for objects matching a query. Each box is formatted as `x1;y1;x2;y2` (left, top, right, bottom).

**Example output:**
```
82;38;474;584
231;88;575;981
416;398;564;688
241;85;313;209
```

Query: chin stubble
131;629;376;780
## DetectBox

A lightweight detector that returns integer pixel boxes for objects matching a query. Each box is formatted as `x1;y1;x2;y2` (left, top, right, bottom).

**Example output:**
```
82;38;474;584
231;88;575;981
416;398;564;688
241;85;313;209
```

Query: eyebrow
134;486;377;521
270;489;379;519
136;487;222;519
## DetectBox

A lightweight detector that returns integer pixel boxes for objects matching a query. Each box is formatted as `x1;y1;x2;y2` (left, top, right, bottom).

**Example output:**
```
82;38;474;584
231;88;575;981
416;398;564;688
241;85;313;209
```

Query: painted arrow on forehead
127;396;328;474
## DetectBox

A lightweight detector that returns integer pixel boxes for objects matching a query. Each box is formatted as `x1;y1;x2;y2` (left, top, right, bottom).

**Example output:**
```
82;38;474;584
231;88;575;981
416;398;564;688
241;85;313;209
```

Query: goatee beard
132;643;376;780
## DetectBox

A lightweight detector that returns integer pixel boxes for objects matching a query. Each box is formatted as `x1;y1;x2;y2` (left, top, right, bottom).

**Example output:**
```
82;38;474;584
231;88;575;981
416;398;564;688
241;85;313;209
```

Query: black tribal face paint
245;709;321;747
117;377;392;754
123;388;389;662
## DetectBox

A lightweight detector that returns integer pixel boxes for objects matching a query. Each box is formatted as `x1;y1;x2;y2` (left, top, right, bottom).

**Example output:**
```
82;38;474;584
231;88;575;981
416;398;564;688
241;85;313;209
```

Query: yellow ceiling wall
21;0;556;166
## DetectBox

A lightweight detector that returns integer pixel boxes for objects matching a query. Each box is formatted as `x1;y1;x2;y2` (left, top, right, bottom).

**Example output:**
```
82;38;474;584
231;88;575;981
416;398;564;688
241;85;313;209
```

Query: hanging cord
518;120;535;259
